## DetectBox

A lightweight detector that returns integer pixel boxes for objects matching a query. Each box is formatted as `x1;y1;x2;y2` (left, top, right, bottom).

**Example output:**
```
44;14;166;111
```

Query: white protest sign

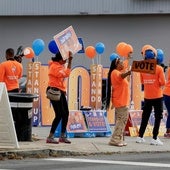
0;82;19;149
53;26;82;60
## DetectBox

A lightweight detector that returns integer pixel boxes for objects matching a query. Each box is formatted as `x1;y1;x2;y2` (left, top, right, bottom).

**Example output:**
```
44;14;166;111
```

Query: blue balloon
157;49;164;64
145;49;155;59
110;53;120;62
32;39;45;56
48;40;59;54
95;42;105;54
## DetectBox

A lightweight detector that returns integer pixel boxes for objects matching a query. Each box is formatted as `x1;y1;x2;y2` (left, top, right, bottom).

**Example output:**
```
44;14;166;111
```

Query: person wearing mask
136;48;166;145
46;51;73;144
163;64;170;137
106;56;131;147
0;48;23;92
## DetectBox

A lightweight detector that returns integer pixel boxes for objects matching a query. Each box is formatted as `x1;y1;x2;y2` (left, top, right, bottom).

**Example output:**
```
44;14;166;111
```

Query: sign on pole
0;83;19;148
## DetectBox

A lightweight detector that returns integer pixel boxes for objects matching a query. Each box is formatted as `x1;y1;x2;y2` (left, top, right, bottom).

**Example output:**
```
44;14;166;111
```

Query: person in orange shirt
46;51;73;144
136;48;166;145
0;48;23;141
0;48;23;92
163;65;170;137
106;56;131;147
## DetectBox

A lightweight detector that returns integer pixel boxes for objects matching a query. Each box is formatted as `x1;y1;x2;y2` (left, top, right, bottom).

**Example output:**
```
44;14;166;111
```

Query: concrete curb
1;148;170;160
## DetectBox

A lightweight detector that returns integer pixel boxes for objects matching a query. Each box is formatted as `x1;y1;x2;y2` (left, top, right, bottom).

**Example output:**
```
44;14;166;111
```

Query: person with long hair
106;56;131;147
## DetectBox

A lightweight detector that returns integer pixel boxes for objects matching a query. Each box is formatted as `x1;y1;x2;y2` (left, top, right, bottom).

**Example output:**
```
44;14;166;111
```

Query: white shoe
150;138;163;146
136;137;145;143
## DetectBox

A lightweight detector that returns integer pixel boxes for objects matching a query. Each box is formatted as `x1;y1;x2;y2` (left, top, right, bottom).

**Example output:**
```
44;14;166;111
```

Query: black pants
139;97;163;139
50;92;69;136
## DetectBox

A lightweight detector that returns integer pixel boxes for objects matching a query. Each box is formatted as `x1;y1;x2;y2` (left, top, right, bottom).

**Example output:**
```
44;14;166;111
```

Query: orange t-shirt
0;60;23;91
140;65;165;99
163;67;170;96
48;61;71;92
111;69;130;108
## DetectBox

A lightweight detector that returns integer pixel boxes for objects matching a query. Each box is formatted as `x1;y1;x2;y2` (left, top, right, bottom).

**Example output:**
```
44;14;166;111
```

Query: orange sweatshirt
111;69;130;108
163;67;170;96
0;60;23;91
48;61;71;92
140;65;165;99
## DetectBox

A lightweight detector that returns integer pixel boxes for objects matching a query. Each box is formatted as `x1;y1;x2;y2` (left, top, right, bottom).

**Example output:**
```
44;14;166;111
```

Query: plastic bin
8;93;38;141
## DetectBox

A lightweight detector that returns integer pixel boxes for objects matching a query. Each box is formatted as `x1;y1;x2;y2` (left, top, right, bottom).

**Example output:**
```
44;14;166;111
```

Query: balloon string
92;59;94;65
97;55;99;65
99;54;101;64
36;56;39;62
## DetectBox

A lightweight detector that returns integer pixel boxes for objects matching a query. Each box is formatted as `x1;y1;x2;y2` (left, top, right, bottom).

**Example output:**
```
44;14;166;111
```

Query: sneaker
46;137;59;144
59;137;71;144
136;137;145;143
150;138;163;146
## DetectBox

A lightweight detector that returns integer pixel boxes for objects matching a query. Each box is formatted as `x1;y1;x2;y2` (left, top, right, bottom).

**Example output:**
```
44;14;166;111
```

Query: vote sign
131;59;156;74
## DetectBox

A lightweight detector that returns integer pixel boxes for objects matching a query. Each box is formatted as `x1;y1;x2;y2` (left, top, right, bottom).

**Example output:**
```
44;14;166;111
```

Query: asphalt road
0;152;170;170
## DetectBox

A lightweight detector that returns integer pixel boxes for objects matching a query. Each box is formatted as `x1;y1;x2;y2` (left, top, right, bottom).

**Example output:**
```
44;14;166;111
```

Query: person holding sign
106;56;131;147
136;48;166;145
46;51;73;144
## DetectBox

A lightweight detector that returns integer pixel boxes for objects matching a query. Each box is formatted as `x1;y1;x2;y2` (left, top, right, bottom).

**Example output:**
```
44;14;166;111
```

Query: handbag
46;88;61;101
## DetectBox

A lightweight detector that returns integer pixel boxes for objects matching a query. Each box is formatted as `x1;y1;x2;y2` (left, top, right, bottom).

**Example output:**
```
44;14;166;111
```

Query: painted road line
44;158;170;168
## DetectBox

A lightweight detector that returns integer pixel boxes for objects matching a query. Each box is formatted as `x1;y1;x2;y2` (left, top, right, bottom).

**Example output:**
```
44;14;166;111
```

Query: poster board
131;59;156;74
0;83;19;148
126;110;166;137
67;110;87;132
53;26;82;60
83;110;108;132
125;110;143;136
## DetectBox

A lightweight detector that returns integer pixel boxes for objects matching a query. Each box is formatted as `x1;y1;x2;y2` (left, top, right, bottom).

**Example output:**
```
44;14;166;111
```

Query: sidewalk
1;126;170;160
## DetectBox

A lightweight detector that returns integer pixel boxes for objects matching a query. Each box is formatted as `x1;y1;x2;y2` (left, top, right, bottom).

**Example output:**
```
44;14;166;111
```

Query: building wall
0;15;170;74
1;0;170;15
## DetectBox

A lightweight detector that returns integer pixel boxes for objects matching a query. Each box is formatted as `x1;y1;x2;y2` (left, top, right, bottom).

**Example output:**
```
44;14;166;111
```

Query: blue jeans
163;95;170;129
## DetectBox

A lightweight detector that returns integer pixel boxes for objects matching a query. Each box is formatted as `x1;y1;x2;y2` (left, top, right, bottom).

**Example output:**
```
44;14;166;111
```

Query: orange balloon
85;46;96;59
24;47;35;59
116;42;127;57
122;44;133;58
